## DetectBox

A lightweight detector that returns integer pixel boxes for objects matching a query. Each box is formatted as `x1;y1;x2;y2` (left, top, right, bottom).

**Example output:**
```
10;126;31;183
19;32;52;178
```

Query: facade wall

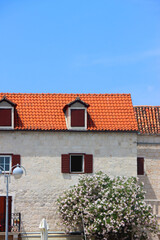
137;135;160;199
0;131;137;232
137;134;160;232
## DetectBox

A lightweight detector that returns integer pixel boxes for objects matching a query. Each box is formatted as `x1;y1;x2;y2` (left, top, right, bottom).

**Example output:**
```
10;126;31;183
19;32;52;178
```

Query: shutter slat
84;154;93;173
61;154;70;173
137;157;144;175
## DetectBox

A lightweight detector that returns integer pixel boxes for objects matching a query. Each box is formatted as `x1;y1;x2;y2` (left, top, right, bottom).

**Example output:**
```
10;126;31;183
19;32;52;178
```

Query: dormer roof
63;96;89;112
0;96;17;107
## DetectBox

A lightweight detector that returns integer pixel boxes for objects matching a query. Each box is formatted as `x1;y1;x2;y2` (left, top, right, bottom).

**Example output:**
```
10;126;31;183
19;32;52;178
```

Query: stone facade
137;135;160;199
0;131;137;232
137;135;160;230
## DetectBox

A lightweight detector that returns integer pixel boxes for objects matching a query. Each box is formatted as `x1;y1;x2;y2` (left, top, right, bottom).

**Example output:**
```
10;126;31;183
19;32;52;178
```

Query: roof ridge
0;92;131;95
134;105;160;107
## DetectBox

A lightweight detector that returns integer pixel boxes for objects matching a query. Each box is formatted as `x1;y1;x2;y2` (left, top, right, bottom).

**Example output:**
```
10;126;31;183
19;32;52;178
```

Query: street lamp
0;164;26;240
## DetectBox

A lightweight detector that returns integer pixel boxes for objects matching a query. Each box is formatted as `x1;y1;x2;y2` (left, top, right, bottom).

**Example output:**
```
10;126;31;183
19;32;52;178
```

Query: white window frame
0;155;12;173
70;154;84;173
0;107;14;130
68;107;87;130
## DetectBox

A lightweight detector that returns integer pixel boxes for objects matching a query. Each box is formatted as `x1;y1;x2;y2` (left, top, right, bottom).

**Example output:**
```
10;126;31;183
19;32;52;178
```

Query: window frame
0;155;12;173
68;107;87;130
0;107;14;129
70;154;84;173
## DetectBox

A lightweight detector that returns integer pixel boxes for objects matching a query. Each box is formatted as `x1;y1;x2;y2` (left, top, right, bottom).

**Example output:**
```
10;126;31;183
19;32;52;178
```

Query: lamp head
13;164;23;179
0;169;2;175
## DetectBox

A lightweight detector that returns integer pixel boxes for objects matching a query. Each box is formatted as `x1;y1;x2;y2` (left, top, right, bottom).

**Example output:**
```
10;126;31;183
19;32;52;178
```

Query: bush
57;172;158;240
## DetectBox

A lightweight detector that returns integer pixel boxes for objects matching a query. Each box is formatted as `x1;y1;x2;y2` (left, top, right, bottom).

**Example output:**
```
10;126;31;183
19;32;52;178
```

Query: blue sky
0;0;160;105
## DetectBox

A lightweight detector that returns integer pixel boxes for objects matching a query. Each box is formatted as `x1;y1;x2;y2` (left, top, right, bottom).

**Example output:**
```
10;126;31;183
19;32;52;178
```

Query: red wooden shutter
71;109;85;127
8;196;12;231
0;197;5;232
61;154;70;173
12;155;21;172
84;154;93;173
137;157;144;175
0;109;12;126
0;196;12;232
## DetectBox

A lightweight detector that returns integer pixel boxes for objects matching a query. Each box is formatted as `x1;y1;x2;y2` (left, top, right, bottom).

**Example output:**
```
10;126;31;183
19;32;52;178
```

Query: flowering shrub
57;172;158;239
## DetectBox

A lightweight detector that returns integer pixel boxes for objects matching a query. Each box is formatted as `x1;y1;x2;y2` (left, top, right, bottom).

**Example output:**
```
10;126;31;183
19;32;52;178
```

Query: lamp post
0;164;26;240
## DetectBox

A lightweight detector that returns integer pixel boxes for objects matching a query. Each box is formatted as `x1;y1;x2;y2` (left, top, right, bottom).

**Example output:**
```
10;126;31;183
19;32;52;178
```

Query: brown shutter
84;154;93;173
71;109;85;127
0;109;12;126
137;157;144;175
61;154;70;173
0;196;12;231
12;155;21;172
8;196;12;231
0;196;5;231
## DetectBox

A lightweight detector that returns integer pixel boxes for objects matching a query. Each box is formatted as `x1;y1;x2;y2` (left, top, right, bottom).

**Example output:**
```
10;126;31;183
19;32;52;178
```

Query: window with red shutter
137;157;144;175
61;154;93;174
0;154;21;173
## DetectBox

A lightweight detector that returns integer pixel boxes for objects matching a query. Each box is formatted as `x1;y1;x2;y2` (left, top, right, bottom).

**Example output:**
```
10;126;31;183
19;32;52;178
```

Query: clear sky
0;0;160;105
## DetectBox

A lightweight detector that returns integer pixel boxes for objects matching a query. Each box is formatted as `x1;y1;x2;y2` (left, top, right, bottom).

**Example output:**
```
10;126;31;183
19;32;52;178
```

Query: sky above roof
0;0;160;106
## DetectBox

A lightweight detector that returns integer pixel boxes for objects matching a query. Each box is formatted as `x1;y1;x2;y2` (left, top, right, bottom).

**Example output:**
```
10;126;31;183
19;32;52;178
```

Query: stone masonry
0;131;137;232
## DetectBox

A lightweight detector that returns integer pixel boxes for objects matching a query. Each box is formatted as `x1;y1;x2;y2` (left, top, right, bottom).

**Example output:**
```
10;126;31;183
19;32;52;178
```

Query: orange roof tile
0;93;138;132
134;106;160;134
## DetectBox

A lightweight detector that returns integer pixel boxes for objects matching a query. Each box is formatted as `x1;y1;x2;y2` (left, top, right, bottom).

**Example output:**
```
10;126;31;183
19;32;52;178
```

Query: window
0;107;14;129
137;157;144;175
0;154;20;173
0;156;11;172
61;154;93;173
63;97;89;130
70;155;84;173
0;96;17;129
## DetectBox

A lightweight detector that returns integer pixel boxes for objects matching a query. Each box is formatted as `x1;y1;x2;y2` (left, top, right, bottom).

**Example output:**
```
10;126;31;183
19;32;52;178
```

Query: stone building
0;93;159;240
134;106;160;223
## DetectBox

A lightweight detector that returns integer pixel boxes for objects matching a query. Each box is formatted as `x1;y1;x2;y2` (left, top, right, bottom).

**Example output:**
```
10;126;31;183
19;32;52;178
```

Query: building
0;93;159;240
134;106;160;223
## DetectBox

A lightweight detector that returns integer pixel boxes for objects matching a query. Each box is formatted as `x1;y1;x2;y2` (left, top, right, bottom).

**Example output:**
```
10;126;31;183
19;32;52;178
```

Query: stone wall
0;131;137;232
137;135;160;200
137;134;160;233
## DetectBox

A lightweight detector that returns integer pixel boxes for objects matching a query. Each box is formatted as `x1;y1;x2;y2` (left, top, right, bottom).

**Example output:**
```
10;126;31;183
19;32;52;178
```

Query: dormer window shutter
71;109;85;127
0;109;12;126
84;154;93;173
61;154;70;173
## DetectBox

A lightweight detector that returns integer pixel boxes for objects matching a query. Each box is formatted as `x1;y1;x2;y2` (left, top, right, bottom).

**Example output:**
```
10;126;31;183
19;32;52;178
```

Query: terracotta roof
134;106;160;134
0;93;138;131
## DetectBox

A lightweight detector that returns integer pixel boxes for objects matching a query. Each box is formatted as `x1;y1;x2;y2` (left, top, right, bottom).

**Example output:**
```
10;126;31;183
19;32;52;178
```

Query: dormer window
63;97;89;130
0;96;16;129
